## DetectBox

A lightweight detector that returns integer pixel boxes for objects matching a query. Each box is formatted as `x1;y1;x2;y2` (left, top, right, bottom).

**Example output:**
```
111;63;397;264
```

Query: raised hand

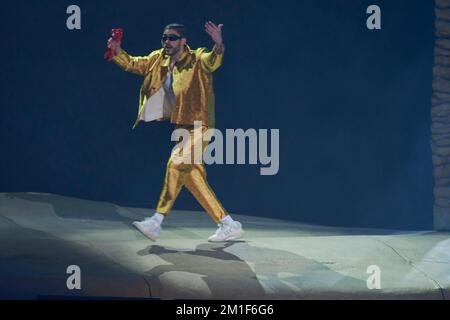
204;21;223;45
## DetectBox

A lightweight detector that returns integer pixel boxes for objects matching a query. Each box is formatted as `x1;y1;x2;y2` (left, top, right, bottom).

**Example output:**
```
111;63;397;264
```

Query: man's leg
182;126;243;241
132;147;186;241
184;163;227;224
155;157;185;215
185;159;243;242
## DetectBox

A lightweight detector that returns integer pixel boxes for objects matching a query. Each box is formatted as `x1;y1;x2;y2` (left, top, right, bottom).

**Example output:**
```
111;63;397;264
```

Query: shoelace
143;217;160;228
214;223;234;236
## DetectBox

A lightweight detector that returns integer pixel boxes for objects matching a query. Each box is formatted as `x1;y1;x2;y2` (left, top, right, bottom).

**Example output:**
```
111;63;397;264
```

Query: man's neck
170;47;185;68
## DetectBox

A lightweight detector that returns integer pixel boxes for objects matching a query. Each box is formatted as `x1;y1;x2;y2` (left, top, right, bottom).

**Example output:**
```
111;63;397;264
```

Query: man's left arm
200;21;225;72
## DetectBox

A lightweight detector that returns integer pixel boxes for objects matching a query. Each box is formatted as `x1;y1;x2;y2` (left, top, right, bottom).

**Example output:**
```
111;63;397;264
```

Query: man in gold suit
107;22;243;242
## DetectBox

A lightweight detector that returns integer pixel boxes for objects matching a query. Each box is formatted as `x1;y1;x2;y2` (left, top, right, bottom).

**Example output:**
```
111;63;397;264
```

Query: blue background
0;0;435;229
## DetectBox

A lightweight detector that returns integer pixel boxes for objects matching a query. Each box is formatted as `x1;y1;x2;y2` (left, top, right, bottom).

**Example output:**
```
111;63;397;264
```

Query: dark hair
164;23;186;38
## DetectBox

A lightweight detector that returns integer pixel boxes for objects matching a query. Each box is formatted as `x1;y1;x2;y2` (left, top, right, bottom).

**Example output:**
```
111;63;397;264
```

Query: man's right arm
108;38;158;76
112;49;160;76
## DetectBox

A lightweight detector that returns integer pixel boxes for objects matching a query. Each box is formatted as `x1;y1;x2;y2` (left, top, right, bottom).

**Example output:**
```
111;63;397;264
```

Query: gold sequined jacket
112;44;224;129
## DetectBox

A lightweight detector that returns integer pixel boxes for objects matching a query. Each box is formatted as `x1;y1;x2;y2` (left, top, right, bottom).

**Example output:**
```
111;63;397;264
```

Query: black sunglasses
162;35;182;42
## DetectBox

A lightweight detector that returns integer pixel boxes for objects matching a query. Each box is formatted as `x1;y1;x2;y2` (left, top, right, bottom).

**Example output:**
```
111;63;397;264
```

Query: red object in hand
104;28;124;61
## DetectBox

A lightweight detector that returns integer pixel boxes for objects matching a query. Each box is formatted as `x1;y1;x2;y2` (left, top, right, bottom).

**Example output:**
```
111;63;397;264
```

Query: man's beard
164;45;180;56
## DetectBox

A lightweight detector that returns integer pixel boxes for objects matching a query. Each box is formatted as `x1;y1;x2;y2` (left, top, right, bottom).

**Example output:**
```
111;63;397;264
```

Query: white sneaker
132;217;161;241
208;221;243;242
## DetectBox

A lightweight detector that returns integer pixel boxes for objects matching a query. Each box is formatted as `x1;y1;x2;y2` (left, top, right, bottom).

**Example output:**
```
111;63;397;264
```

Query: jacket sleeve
199;44;225;73
112;49;160;76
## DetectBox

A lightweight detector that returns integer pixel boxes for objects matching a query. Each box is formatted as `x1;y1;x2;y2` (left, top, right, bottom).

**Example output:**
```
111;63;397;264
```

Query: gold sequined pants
155;124;228;223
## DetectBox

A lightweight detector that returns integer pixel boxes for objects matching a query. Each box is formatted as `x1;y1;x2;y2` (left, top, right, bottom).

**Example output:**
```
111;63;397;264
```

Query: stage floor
0;192;449;300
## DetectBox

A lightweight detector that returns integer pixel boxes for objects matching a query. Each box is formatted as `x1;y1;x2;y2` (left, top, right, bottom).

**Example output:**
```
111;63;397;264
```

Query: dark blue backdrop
0;0;435;229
